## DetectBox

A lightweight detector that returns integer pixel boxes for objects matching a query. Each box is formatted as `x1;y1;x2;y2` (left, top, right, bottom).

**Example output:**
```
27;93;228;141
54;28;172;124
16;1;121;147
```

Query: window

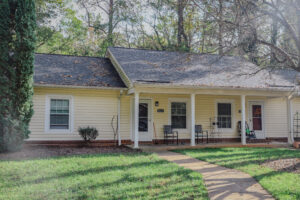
45;95;73;133
217;103;232;128
171;102;186;129
50;99;70;129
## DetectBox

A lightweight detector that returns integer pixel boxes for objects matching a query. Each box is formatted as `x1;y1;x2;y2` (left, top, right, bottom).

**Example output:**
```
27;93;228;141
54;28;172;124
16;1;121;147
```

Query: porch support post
117;95;121;146
134;92;139;148
191;93;196;146
241;95;246;145
287;97;294;144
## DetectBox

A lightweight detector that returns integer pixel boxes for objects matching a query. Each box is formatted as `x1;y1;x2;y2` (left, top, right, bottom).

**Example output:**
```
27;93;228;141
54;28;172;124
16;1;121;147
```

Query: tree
237;0;300;71
177;0;189;51
77;0;135;55
0;0;36;152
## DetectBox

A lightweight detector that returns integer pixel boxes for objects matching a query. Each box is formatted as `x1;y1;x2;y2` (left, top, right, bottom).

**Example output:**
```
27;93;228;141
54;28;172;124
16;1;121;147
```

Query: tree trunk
108;0;114;46
177;0;189;51
218;0;223;55
270;16;278;65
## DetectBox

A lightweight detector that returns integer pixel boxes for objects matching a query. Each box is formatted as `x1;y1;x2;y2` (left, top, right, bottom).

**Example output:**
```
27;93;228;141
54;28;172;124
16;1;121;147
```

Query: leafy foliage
78;126;99;142
0;0;36;152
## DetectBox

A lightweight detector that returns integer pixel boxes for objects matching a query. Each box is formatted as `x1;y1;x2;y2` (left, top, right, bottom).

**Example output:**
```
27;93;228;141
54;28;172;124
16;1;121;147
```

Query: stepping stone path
157;151;274;200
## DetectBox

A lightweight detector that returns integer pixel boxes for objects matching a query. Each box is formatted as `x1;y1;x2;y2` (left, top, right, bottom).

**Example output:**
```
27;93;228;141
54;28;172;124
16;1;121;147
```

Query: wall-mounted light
155;101;159;107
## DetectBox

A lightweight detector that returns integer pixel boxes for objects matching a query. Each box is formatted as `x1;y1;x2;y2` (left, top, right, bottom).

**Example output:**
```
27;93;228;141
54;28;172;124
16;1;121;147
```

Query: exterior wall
29;87;289;142
28;87;131;141
263;97;288;138
139;93;289;140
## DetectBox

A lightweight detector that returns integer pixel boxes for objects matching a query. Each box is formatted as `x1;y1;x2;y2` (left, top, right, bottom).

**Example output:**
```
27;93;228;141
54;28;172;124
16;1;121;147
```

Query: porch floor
127;142;290;152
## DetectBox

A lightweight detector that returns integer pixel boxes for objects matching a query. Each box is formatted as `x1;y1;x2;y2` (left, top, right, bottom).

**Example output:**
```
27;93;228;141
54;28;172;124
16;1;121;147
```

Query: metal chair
209;117;221;143
237;121;256;139
195;125;208;144
163;125;179;145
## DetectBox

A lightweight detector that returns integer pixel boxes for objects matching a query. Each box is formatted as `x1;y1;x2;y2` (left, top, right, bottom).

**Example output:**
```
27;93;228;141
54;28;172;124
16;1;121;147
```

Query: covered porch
129;87;292;148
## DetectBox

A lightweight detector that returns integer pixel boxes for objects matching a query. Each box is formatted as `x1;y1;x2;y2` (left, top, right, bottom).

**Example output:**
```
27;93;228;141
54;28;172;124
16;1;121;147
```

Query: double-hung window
171;102;187;129
45;95;73;133
217;103;232;129
50;99;70;129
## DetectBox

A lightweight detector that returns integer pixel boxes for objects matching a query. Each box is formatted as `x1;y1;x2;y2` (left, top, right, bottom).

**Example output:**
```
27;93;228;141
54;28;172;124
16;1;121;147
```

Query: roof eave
133;82;294;93
34;83;127;90
106;48;133;88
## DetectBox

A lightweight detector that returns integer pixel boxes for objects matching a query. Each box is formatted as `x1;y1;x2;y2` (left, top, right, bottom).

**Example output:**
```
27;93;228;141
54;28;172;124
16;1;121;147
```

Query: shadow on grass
175;148;300;199
0;152;148;162
5;160;195;187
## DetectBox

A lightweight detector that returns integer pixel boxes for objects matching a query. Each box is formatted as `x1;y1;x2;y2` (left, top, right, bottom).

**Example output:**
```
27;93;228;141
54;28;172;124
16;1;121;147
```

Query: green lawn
175;147;300;200
0;153;208;200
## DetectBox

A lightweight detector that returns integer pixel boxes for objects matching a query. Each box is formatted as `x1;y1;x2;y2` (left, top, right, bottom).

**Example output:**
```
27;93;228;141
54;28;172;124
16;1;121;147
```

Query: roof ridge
35;52;108;59
108;46;241;58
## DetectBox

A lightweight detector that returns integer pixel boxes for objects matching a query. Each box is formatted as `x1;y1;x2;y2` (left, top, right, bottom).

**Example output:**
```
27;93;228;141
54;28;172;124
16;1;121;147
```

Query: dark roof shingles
109;47;298;89
34;54;126;88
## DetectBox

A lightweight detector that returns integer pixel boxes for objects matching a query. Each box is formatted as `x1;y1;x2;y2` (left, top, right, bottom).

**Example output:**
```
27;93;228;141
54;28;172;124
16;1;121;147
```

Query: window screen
217;103;232;128
50;99;69;129
171;102;186;129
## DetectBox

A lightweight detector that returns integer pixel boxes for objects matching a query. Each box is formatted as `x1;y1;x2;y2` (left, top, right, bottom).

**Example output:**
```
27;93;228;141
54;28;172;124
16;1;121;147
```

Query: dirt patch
262;158;300;174
0;145;140;160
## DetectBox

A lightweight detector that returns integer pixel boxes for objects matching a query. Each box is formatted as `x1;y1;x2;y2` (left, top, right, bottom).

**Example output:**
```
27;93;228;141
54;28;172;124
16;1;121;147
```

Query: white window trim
215;99;235;132
45;95;74;134
168;98;190;133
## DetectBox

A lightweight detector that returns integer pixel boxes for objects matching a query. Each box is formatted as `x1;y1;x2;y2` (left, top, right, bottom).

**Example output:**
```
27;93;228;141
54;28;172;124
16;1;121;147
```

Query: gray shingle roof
34;53;126;88
109;47;299;90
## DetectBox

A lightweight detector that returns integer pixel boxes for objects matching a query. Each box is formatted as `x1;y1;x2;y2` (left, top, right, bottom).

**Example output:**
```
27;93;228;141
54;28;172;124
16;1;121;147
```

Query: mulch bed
262;158;300;174
0;145;140;161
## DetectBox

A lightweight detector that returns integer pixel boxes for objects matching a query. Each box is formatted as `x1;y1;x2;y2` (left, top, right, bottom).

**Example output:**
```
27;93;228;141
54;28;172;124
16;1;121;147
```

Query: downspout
117;90;123;146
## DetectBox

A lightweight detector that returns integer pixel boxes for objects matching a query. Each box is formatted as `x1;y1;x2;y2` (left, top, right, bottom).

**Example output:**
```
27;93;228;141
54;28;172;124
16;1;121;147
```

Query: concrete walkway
157;151;274;200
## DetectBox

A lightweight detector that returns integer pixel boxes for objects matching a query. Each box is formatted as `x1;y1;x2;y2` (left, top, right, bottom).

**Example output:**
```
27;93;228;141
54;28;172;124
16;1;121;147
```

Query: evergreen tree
0;0;36;152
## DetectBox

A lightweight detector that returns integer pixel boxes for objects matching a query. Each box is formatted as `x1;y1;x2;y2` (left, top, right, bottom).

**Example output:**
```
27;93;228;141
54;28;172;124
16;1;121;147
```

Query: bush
78;127;99;142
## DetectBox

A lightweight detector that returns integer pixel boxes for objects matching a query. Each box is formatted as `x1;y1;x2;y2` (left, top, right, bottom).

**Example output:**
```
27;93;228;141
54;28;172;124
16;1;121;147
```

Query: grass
0;153;208;200
175;147;300;200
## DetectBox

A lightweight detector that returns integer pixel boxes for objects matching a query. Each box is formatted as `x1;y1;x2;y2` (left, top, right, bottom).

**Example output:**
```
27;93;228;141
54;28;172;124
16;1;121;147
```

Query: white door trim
248;101;265;139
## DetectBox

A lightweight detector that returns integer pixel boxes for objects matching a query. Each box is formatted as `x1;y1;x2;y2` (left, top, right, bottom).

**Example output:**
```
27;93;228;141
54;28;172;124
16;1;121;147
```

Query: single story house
29;47;300;148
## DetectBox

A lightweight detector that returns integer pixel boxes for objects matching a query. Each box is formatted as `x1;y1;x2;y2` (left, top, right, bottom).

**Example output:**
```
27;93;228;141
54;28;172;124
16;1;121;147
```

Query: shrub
78;127;99;142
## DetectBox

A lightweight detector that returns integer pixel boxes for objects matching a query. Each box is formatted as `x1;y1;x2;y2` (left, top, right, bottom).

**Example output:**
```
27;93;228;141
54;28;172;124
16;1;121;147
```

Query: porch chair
237;121;256;139
163;125;179;145
195;125;208;144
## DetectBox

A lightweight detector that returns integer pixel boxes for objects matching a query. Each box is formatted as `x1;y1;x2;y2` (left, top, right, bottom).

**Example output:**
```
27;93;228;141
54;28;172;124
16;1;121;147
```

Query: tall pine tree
0;0;36;152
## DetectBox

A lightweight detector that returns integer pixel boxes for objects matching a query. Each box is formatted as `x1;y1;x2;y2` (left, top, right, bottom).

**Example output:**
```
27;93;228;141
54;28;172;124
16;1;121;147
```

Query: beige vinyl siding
264;97;288;138
139;94;242;139
139;94;289;140
28;87;130;141
29;86;289;141
292;97;300;115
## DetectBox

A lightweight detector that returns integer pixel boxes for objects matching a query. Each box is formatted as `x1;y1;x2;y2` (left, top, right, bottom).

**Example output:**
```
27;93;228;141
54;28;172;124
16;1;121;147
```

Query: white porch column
117;95;121;146
287;97;294;144
241;95;246;145
134;92;139;148
191;93;196;146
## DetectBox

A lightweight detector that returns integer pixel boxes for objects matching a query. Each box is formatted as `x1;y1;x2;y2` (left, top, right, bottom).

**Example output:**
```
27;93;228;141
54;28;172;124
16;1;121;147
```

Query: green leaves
0;0;36;152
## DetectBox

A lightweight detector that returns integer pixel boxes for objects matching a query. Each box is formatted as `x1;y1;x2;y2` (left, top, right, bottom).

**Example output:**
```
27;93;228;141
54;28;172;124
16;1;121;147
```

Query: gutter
133;82;294;92
117;90;123;146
